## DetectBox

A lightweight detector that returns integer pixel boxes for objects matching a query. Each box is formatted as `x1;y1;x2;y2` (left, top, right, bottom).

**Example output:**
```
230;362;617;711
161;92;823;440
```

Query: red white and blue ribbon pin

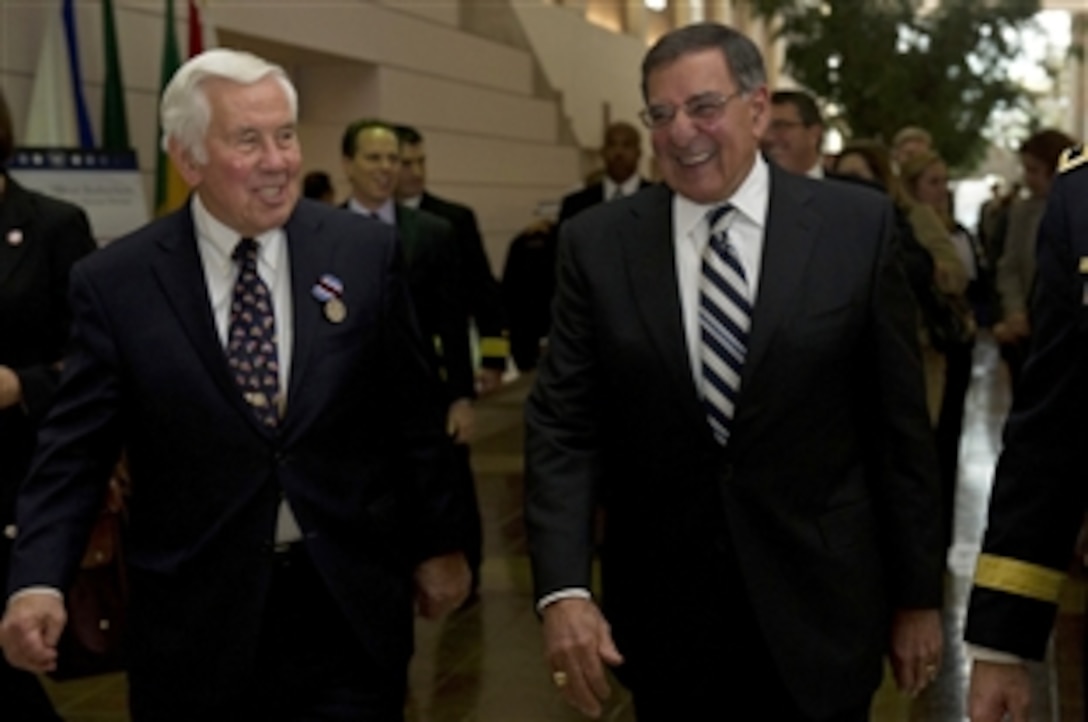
311;273;347;323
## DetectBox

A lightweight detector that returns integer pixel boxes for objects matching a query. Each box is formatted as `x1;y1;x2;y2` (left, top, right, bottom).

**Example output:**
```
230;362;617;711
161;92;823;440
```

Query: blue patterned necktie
227;237;280;428
699;204;751;445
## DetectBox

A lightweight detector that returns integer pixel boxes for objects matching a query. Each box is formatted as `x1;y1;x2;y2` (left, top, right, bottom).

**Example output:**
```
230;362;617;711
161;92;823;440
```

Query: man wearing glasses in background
762;89;827;178
525;22;944;721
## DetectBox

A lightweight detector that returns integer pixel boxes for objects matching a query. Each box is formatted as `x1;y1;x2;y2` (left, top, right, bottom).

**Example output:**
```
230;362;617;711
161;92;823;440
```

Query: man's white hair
159;48;297;164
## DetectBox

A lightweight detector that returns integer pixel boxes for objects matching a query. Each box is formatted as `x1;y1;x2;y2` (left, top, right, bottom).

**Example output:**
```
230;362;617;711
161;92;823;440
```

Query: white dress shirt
674;156;768;387
192;194;302;545
603;173;643;201
348;196;396;225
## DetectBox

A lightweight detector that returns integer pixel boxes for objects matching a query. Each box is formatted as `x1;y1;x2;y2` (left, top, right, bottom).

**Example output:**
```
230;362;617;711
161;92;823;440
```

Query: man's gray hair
641;22;767;101
160;48;297;164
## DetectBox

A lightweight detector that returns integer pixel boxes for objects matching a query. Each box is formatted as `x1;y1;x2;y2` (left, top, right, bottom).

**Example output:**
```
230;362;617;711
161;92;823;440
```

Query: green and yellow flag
100;0;129;150
154;0;187;216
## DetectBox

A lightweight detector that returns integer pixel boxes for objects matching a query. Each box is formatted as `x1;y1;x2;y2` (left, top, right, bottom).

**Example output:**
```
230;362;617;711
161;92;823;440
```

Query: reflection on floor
39;335;1084;721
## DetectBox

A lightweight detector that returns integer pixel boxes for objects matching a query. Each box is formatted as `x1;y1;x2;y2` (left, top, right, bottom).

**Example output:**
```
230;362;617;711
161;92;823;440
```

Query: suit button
274;451;288;465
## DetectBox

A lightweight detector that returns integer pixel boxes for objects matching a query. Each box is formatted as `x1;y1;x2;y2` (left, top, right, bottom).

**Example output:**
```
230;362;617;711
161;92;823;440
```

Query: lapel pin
311;273;347;324
324;298;347;324
6;229;23;246
1079;257;1088;274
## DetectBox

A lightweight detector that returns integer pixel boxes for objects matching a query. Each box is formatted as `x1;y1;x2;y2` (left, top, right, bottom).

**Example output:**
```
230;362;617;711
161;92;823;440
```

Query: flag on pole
188;0;217;55
101;0;130;150
154;0;187;216
25;0;94;148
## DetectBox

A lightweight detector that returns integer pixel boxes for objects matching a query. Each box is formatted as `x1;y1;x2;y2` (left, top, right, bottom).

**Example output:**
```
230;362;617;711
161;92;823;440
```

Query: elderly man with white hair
0;48;468;721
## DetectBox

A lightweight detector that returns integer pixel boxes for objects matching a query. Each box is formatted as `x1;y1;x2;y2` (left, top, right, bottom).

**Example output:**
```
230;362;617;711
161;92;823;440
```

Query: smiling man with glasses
762;89;827;177
526;21;943;722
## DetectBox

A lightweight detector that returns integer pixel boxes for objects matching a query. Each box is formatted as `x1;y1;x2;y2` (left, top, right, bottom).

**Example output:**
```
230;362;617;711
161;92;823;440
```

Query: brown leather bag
49;471;128;680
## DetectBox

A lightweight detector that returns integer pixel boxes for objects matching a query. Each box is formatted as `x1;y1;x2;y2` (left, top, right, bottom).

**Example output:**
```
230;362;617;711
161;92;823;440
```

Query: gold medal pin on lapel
325;298;347;324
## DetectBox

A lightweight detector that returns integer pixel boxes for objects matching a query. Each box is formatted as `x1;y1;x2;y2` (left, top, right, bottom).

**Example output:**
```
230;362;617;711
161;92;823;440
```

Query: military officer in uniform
965;141;1086;722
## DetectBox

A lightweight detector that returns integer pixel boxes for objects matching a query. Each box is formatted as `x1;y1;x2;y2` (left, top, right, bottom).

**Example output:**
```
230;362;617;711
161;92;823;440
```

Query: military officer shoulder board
1058;143;1088;174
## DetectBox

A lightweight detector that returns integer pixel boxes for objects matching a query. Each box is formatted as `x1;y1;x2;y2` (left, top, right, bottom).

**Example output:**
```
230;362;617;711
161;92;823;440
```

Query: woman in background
900;150;981;551
993;128;1076;391
0;87;96;720
833;140;967;427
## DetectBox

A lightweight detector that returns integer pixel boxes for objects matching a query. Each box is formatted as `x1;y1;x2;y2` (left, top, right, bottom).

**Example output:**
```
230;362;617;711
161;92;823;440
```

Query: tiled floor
39;335;1084;721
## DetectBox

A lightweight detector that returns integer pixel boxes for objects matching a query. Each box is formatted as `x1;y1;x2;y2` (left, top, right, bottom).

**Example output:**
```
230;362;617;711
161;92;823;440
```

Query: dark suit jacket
557;178;653;227
525;169;942;717
9;199;460;715
418;192;508;370
394;204;474;401
965;157;1088;659
0;177;95;529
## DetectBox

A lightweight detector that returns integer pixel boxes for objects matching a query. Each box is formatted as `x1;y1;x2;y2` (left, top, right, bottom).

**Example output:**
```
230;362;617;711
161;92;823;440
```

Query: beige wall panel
377;0;459;27
210;0;532;96
421;131;579;188
378;67;556;144
510;2;645;150
296;63;381;125
297;122;356;199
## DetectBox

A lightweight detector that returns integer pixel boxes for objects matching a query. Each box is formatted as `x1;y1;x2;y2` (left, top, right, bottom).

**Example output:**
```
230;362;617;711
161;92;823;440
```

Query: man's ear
167;136;202;188
748;86;770;138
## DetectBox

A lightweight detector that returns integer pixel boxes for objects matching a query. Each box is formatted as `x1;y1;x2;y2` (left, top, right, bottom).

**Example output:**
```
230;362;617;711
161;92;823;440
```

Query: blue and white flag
24;0;94;148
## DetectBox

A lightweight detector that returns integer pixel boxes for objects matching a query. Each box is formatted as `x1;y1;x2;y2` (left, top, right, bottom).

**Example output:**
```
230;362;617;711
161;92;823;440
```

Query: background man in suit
525;22;943;721
557;121;652;226
1;49;468;721
340;120;482;592
0;85;95;722
394;124;509;393
964;145;1087;722
393;123;506;595
762;88;827;177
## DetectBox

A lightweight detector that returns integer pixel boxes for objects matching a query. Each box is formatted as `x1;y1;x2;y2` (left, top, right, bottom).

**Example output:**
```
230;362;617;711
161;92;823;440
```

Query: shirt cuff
7;587;64;609
967;644;1024;665
536;587;592;613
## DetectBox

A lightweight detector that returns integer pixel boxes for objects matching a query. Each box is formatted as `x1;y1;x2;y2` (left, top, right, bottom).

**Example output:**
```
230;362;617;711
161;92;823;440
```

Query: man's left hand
890;608;943;696
447;399;475;445
0;366;22;410
414;552;471;619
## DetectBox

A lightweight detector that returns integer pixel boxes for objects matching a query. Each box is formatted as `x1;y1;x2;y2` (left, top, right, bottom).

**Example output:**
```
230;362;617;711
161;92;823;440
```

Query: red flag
188;0;203;56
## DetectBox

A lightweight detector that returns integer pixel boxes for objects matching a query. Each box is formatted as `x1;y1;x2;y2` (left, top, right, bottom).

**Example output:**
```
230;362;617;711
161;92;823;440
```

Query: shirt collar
400;194;423;209
603;173;642;200
347;196;397;225
674;153;768;239
191;193;282;271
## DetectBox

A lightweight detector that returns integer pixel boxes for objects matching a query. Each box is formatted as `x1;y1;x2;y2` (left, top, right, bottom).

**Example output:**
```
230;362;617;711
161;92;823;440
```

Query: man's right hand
968;659;1031;722
541;597;624;719
1;592;66;673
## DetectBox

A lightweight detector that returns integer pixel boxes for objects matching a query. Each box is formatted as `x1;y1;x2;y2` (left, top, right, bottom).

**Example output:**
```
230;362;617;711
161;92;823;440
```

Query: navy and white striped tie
699;204;750;445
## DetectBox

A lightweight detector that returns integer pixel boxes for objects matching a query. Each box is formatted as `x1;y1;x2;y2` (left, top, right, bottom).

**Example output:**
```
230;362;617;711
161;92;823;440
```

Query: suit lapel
149;204;276;436
281;203;327;437
621;185;707;428
394;206;419;267
0;179;36;289
734;167;820;425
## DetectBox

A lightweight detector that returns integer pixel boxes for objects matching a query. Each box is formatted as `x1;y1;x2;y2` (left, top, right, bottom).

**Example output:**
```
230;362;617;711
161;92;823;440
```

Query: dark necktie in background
698;204;750;445
227;237;281;428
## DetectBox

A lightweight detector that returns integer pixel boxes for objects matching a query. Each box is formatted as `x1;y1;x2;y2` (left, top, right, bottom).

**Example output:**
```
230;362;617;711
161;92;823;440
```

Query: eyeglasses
768;119;806;133
638;90;745;130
